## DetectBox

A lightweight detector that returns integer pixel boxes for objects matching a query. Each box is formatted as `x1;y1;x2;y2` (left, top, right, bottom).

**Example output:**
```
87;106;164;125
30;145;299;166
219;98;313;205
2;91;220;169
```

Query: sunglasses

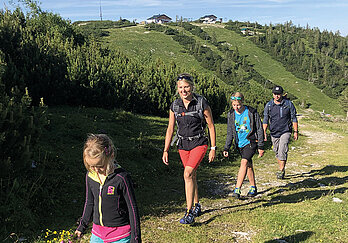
231;96;242;100
177;75;192;81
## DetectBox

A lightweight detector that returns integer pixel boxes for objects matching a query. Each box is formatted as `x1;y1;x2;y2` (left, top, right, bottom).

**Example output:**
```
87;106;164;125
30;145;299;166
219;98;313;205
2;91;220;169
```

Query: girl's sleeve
76;173;94;233
118;173;141;243
224;111;234;151
254;111;265;149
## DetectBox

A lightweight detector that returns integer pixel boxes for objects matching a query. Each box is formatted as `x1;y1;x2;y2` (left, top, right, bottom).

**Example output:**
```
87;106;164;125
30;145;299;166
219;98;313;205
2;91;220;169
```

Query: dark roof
147;14;172;20
200;15;217;19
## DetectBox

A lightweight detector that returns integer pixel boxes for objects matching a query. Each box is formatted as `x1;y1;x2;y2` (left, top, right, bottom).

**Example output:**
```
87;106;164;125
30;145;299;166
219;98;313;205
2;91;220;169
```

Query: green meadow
3;16;347;242
37;106;347;243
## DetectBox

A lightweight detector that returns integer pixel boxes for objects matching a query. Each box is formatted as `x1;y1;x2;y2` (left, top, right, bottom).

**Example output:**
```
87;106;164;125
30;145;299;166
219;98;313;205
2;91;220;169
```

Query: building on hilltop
200;15;217;24
241;27;255;35
146;14;172;24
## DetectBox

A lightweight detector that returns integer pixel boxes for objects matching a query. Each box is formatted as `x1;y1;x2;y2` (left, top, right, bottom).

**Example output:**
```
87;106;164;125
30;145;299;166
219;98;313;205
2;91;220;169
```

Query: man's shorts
238;142;257;162
271;132;291;161
178;145;208;169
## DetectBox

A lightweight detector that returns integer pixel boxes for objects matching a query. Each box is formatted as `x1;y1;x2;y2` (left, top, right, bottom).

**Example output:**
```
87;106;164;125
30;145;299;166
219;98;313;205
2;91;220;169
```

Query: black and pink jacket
77;165;141;242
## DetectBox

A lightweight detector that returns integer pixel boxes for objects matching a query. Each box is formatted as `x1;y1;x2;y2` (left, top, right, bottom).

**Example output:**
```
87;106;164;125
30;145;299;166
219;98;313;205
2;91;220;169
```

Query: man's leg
276;132;291;179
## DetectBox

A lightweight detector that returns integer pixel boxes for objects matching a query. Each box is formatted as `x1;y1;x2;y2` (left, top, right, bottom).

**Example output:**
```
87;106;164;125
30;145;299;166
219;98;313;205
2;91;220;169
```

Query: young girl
75;134;141;242
162;73;216;224
223;92;264;199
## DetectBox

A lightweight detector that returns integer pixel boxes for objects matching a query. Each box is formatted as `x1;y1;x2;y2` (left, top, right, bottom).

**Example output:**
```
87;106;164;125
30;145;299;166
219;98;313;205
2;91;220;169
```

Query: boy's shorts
239;142;257;162
178;145;208;169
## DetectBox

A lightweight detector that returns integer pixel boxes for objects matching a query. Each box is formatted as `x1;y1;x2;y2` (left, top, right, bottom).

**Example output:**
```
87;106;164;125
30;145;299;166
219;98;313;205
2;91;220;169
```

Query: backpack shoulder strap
173;99;180;118
195;94;205;121
267;99;273;113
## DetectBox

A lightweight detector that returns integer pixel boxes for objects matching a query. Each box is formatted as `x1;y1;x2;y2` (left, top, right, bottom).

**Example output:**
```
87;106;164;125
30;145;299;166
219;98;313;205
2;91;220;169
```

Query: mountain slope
200;25;342;115
102;23;342;115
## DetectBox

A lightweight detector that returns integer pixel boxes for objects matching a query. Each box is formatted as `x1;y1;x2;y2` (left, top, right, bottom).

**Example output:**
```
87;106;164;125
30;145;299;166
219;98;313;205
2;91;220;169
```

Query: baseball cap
272;85;284;94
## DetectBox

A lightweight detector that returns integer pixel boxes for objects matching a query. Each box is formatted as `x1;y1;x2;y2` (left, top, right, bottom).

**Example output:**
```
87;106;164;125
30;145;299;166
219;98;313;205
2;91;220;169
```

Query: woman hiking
162;73;216;224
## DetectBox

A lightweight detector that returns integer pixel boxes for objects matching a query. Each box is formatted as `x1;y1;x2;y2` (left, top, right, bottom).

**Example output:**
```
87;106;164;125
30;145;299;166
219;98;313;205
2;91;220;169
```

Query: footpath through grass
35;107;347;242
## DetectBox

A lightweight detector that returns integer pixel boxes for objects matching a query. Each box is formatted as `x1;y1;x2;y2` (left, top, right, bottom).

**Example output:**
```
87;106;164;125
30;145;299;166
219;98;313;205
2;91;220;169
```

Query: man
263;85;298;179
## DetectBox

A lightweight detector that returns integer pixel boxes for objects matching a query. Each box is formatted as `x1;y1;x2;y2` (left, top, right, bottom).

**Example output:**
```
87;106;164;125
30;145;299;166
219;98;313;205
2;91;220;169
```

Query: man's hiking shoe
192;203;202;217
247;186;257;197
179;209;195;224
276;170;285;179
232;188;241;199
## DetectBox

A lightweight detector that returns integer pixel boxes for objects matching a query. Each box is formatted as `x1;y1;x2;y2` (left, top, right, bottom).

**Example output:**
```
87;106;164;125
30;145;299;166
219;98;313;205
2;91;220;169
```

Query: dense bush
0;49;48;239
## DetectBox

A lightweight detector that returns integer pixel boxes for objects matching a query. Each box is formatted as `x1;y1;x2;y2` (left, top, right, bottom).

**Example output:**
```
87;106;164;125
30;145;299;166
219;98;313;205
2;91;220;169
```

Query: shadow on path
264;231;314;243
194;164;348;226
287;165;348;179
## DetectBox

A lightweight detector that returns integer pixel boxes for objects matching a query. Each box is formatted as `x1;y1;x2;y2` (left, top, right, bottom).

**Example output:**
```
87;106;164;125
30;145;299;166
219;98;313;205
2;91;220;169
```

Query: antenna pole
99;0;103;21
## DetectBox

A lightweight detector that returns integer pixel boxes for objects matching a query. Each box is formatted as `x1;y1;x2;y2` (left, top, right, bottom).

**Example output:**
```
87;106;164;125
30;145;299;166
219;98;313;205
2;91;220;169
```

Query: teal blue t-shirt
234;107;250;148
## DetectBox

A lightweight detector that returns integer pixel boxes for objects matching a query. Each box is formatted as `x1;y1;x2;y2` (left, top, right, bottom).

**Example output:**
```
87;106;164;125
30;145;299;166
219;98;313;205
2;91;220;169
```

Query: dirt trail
198;116;346;242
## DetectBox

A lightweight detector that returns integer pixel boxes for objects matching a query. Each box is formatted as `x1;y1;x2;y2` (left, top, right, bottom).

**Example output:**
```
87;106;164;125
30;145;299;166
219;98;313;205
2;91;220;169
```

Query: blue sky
2;0;348;36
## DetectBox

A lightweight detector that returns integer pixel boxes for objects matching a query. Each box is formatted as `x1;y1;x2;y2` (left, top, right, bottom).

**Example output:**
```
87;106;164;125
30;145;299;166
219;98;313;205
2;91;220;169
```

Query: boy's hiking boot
192;203;202;217
246;186;257;197
232;188;241;199
276;170;285;179
179;209;195;224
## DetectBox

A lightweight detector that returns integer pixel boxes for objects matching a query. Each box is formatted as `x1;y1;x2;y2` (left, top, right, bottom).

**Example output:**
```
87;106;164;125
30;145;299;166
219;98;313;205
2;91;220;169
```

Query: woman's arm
162;110;175;165
204;106;216;163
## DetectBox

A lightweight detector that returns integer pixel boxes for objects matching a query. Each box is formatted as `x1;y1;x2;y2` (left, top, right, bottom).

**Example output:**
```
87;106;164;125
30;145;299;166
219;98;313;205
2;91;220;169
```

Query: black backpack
171;95;206;146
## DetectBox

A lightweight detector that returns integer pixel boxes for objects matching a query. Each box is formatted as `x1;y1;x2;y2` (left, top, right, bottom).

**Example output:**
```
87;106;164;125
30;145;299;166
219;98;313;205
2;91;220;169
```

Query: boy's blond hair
83;134;116;174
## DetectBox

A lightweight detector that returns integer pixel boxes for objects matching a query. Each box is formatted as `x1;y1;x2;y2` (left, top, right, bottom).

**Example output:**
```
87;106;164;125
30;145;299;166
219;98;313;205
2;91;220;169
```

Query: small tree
338;86;348;121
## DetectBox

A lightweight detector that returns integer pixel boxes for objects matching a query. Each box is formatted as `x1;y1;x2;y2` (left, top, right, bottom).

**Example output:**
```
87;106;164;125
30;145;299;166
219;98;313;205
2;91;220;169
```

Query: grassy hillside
36;106;348;242
104;25;215;77
198;24;342;115
103;23;342;115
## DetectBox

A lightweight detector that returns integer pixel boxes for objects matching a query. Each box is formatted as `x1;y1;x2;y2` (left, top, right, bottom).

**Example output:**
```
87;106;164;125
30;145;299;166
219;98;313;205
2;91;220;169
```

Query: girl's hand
75;230;82;238
223;151;229;157
162;151;169;165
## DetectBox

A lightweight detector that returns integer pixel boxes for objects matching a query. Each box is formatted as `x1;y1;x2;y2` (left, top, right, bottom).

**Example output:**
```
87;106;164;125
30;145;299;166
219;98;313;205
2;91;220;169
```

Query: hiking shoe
276;170;285;179
232;188;241;199
192;203;202;217
246;186;258;197
179;209;195;224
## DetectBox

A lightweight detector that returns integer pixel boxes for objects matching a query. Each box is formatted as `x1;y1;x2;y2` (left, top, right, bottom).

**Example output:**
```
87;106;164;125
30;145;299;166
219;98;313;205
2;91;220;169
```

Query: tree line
225;20;348;100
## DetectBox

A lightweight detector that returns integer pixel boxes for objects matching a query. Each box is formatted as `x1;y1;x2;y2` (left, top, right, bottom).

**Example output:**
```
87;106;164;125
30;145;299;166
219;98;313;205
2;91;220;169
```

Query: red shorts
178;145;208;169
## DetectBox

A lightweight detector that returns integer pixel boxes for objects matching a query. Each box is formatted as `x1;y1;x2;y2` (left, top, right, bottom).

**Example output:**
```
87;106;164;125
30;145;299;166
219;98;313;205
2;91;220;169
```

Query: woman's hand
208;149;215;163
162;151;169;165
223;151;229;157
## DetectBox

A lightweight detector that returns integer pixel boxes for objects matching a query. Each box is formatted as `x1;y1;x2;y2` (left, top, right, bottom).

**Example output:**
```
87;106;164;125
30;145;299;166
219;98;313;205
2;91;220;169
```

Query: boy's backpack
171;95;206;146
